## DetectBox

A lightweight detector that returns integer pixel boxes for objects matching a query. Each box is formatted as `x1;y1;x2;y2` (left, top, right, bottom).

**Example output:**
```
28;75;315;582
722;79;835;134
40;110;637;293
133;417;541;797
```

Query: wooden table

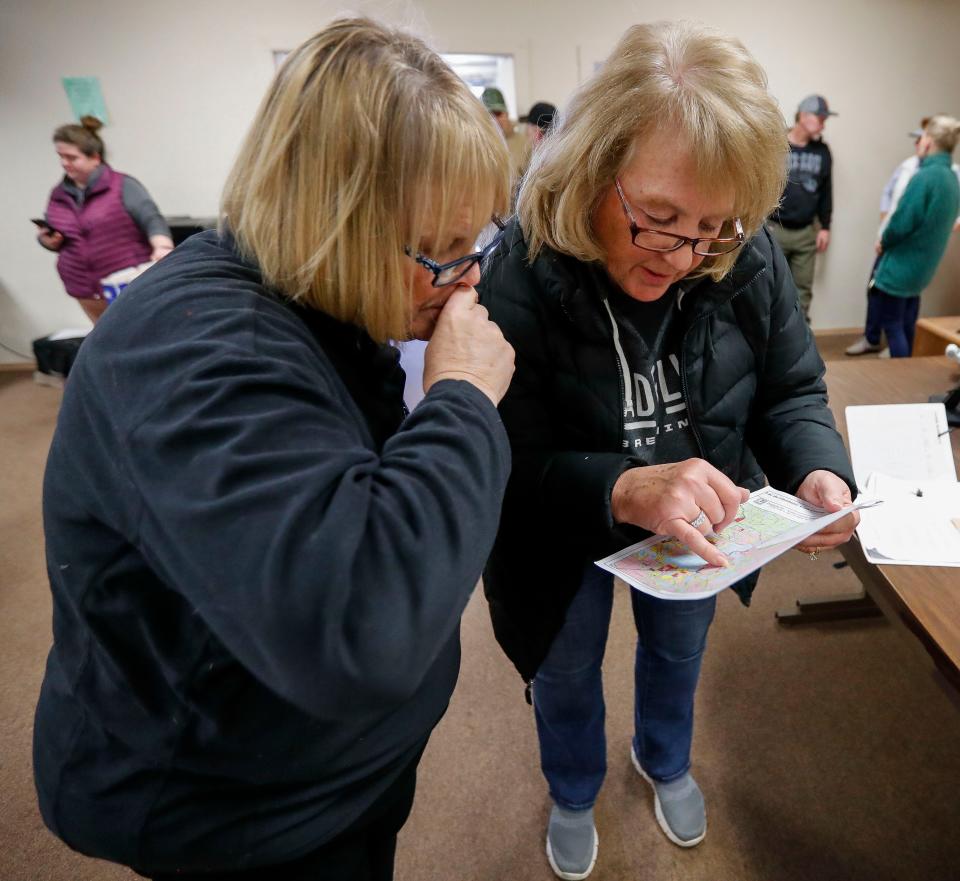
912;316;960;357
811;357;960;691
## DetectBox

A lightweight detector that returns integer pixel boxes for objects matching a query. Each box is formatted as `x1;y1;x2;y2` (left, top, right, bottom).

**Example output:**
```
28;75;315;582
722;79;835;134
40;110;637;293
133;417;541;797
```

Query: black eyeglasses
406;217;507;287
615;179;744;257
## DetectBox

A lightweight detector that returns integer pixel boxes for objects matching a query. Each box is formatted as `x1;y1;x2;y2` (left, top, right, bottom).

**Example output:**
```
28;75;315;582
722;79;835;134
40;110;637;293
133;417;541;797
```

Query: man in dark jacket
478;22;858;881
767;94;837;323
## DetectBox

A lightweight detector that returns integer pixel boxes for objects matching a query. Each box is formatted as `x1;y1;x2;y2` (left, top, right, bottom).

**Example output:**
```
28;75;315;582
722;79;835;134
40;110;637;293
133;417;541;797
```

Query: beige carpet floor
2;370;958;881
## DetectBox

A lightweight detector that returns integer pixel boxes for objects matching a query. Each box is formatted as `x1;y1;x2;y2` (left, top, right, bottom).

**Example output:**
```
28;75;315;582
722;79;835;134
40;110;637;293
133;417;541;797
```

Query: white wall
3;0;960;361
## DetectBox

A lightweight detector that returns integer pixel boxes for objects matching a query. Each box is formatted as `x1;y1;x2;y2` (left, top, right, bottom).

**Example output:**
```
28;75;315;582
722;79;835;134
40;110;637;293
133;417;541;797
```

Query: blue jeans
864;258;882;345
874;287;920;357
532;564;717;810
864;291;882;345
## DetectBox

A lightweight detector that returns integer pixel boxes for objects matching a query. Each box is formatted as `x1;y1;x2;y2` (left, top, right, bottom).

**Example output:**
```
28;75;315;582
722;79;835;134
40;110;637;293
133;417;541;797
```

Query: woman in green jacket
873;115;960;357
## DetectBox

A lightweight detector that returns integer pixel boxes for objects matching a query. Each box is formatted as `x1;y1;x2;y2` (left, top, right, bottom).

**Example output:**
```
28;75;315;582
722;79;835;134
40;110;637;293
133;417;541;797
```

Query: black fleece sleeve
120;312;511;719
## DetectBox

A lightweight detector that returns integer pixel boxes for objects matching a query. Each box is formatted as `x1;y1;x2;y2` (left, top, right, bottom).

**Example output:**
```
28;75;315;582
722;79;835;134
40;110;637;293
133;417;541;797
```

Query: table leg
775;589;883;624
776;541;886;625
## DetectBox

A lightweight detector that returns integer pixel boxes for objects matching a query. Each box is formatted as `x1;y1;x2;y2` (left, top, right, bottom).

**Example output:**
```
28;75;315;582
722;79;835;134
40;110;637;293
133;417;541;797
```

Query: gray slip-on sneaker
845;336;883;356
546;804;598;880
631;745;706;847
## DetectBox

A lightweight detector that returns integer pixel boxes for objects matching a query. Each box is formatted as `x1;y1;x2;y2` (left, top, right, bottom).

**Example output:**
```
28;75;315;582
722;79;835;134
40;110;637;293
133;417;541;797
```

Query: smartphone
31;218;59;235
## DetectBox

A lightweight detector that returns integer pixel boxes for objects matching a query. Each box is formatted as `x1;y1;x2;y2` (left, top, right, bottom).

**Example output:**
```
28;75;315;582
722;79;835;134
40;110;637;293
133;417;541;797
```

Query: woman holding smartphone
37;115;173;322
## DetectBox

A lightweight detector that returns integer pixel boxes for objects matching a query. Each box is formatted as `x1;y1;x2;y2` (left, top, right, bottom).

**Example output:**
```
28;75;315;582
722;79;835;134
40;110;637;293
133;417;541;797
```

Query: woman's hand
794;469;859;555
149;234;175;262
150;244;174;261
610;459;750;567
37;229;64;251
423;286;515;407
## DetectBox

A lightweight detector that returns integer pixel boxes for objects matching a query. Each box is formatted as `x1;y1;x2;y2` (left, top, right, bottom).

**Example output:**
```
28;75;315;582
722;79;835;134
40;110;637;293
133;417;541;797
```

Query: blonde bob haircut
518;20;788;282
925;114;960;155
221;17;510;342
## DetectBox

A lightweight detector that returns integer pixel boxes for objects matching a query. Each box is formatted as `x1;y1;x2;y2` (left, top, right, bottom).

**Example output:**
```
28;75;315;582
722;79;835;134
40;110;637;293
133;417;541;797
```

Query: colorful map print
595;487;864;601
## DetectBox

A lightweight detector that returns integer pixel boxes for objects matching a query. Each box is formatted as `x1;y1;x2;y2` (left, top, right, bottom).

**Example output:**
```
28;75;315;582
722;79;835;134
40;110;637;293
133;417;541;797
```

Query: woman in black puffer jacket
478;20;859;880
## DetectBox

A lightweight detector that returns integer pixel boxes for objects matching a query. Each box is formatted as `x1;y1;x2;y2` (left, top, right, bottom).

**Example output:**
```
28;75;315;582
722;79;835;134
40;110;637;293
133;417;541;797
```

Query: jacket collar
57;164;113;204
678;238;767;322
920;152;951;170
217;227;403;400
211;227;406;446
504;217;767;332
84;163;112;194
218;228;387;352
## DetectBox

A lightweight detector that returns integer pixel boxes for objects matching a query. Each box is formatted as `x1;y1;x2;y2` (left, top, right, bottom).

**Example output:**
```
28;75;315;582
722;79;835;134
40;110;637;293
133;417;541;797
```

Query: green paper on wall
62;76;109;124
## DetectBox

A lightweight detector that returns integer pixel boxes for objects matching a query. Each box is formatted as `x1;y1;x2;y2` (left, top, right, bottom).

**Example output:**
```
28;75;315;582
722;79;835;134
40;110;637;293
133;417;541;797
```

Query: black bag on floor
33;335;86;378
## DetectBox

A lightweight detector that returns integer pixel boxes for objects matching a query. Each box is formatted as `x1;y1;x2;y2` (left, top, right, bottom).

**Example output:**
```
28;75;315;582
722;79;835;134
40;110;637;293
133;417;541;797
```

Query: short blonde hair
518;20;788;281
926;114;960;155
221;17;510;342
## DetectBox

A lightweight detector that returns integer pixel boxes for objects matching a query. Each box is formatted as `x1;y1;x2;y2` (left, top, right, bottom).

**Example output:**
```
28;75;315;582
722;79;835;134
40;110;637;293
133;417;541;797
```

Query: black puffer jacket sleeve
481;249;641;556
742;229;856;496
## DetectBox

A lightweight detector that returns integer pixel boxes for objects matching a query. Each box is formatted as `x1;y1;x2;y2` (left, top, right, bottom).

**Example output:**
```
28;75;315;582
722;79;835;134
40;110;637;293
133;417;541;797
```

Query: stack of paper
856;474;960;566
846;403;956;491
846;403;960;566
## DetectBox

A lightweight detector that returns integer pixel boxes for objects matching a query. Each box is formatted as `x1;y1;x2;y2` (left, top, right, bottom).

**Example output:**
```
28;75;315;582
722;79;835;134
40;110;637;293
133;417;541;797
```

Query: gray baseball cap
797;94;837;117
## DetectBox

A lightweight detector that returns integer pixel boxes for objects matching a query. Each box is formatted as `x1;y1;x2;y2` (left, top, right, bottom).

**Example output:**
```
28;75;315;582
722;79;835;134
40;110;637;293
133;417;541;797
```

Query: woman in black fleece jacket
34;18;514;881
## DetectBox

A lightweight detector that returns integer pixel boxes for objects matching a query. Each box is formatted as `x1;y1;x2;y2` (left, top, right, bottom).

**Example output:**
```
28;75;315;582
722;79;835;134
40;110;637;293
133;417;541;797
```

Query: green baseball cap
481;87;507;113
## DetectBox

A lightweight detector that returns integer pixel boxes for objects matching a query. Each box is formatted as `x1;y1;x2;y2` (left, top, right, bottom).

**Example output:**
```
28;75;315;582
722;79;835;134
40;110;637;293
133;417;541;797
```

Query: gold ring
809;547;821;561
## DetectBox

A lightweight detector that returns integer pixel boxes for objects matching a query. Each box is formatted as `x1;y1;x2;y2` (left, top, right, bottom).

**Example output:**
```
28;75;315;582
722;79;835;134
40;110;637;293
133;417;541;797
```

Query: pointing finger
667;520;730;569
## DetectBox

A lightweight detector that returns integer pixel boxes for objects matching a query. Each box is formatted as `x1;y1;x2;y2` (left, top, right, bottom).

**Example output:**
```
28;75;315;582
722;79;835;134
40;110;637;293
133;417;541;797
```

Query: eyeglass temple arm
614;180;636;224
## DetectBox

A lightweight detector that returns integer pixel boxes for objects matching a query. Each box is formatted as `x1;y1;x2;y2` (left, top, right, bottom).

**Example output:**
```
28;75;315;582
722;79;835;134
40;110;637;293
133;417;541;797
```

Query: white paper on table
595;487;876;601
845;403;955;492
856;473;960;566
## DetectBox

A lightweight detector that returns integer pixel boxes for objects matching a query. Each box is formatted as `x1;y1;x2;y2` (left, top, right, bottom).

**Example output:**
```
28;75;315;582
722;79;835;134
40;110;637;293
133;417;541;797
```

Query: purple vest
46;165;153;298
